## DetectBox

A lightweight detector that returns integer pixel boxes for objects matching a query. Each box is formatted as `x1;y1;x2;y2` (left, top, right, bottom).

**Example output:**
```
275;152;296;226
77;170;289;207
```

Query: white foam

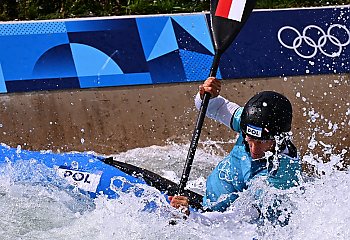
0;139;348;239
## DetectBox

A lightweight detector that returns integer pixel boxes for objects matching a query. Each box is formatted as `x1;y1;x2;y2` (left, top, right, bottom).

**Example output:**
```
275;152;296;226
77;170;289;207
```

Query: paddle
102;157;204;210
177;0;257;195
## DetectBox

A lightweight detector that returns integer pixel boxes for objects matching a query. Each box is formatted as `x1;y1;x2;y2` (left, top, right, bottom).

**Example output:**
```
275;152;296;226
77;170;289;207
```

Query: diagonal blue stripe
0;63;7;93
147;18;178;61
79;73;152;88
136;17;169;60
172;14;214;54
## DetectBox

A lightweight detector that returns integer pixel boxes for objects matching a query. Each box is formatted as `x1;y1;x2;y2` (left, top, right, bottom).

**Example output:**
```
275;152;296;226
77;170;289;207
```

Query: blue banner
220;7;350;78
0;6;349;93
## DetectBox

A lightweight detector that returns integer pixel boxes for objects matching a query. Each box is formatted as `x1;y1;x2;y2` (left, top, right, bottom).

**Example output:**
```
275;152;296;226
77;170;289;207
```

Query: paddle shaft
177;53;221;195
177;0;256;196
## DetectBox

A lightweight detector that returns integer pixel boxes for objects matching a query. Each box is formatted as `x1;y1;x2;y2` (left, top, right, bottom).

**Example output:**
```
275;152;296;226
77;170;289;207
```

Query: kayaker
170;77;302;225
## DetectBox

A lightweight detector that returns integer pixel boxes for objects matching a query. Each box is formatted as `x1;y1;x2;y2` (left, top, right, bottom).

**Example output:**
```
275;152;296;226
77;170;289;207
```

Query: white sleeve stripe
194;93;240;129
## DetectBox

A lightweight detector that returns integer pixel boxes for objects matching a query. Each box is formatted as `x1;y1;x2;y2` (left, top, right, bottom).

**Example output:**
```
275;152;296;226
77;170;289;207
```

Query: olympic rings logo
278;24;350;59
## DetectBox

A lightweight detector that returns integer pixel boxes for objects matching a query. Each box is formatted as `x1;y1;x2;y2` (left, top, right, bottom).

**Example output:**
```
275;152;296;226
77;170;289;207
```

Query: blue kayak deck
0;144;146;199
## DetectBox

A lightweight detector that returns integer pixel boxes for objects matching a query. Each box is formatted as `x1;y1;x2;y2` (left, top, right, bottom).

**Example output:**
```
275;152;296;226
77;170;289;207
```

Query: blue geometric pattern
79;73;152;88
0;7;348;94
146;18;178;61
136;17;175;61
172;19;213;56
180;50;215;81
0;22;66;36
172;14;214;55
70;43;123;77
0;32;71;90
147;50;186;84
0;63;6;93
33;43;77;79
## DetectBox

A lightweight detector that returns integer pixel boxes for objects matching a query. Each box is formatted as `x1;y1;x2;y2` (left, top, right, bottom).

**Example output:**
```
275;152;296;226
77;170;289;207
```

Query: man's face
245;135;275;159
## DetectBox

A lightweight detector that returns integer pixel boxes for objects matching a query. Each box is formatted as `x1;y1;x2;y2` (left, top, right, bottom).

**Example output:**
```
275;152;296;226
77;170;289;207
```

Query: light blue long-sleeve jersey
202;107;302;212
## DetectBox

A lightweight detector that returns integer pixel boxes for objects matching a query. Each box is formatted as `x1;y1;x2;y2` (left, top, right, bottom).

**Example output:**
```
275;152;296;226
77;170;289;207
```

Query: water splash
0;141;348;239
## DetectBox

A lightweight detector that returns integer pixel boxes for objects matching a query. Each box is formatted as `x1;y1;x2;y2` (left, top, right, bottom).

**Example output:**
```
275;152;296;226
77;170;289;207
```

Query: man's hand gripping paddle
177;0;257;196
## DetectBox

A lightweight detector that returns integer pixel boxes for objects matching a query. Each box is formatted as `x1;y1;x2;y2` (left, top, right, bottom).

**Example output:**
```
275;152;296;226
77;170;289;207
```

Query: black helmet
240;91;292;140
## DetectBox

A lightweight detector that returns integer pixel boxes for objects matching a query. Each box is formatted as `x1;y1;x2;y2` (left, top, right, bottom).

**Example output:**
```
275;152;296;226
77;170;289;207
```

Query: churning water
0;140;348;240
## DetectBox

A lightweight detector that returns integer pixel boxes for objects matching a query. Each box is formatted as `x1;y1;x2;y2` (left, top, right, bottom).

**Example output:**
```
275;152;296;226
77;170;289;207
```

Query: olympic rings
278;24;350;59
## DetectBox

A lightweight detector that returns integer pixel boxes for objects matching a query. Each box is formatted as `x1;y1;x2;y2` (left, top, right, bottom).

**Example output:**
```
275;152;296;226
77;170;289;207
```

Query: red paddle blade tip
215;0;247;22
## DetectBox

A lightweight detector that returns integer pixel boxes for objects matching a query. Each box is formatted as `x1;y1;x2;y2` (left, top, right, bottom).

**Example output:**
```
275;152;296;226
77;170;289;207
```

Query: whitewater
0;135;348;240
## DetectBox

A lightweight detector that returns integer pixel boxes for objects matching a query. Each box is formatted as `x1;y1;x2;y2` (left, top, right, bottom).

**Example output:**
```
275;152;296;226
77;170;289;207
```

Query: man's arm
195;77;240;129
